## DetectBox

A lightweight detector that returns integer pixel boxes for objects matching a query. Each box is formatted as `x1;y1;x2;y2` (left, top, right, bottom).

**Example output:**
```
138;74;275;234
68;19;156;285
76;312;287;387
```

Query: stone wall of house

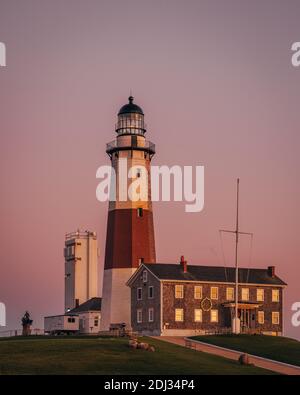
162;282;283;334
130;268;161;334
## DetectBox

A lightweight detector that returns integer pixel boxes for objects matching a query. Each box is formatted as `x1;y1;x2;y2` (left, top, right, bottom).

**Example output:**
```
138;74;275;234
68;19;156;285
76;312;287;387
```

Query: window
226;287;234;301
94;318;99;327
257;289;264;302
148;308;154;322
241;288;249;301
79;318;84;328
148;286;154;299
272;289;280;302
137;207;143;217
210;287;218;300
194;309;202;322
67;317;75;323
175;285;184;299
142;270;148;283
194;286;202;299
258;311;264;324
137;288;142;301
210;310;218;323
137;309;142;323
175;308;184;322
272;312;280;325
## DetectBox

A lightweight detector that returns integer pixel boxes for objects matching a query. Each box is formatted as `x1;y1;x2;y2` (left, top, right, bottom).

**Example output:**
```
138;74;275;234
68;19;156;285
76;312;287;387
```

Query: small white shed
44;314;79;335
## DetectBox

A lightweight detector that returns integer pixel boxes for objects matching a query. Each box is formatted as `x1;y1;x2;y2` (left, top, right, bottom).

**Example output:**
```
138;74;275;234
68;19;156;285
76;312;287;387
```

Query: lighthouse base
100;268;137;331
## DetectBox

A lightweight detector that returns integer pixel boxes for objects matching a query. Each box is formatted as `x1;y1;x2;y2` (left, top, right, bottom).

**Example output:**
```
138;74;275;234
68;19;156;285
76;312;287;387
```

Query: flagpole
234;178;240;334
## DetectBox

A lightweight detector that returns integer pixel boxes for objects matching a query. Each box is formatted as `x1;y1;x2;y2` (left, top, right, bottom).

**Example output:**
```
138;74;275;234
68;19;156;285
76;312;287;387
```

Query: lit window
210;310;218;323
272;290;280;302
241;288;249;301
210;287;218;300
137;309;142;323
175;285;184;299
148;286;154;299
194;309;202;322
148;308;154;322
194;286;202;299
272;312;280;325
175;309;184;322
226;287;234;301
257;289;264;302
137;208;143;217
137;288;142;301
142;270;148;283
258;311;264;324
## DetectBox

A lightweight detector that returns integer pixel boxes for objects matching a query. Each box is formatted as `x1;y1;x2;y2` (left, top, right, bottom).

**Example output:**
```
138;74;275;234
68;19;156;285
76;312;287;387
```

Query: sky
0;0;300;340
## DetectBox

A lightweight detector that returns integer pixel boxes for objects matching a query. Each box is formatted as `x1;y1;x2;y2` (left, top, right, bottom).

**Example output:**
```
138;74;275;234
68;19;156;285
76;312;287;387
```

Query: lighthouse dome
118;96;144;116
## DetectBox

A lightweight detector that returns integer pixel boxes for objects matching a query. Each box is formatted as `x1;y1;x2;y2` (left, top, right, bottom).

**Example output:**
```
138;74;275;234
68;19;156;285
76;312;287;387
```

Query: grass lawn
0;336;276;375
190;335;300;367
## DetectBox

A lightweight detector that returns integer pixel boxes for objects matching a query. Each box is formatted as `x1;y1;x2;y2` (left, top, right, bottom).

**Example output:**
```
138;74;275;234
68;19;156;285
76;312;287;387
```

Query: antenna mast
234;178;239;334
219;178;253;334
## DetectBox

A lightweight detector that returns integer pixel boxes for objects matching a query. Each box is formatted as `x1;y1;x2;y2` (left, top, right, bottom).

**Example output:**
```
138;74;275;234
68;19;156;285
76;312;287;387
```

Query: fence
0;328;45;338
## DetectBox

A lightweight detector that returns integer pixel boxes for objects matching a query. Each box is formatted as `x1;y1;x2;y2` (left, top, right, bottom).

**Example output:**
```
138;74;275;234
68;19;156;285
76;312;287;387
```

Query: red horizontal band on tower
104;208;156;270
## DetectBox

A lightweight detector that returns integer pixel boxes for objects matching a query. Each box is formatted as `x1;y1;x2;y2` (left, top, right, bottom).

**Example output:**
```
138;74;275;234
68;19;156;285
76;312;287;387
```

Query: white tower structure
64;230;99;312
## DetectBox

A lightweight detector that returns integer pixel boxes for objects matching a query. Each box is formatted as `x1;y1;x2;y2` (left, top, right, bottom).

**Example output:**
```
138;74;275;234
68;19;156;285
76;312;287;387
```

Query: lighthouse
101;96;156;330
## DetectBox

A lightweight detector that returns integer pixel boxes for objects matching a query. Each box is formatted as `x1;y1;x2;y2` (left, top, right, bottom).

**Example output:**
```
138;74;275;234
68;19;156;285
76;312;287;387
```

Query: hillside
190;335;300;367
0;336;275;375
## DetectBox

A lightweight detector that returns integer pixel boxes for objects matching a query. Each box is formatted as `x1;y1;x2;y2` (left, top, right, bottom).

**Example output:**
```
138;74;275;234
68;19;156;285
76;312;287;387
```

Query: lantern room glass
116;113;146;136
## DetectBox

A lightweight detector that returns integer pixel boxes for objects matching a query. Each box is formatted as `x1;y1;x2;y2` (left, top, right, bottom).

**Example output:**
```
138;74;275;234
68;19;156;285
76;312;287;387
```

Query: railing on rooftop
106;139;155;156
65;231;97;241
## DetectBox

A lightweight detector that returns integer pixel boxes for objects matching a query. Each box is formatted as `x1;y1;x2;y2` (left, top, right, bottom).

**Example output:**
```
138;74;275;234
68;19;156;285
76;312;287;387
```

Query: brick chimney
180;255;188;273
267;266;275;278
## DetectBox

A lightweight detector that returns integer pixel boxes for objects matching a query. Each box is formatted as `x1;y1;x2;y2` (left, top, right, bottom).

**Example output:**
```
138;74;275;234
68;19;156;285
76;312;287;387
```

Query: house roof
134;263;286;286
70;297;102;313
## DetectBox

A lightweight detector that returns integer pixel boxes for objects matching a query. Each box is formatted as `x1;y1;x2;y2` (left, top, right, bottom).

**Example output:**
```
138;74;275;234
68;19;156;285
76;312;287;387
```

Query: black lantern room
115;96;146;136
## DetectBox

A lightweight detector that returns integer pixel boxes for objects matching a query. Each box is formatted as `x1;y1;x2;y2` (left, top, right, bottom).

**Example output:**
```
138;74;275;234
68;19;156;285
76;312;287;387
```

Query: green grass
0;336;276;375
190;335;300;367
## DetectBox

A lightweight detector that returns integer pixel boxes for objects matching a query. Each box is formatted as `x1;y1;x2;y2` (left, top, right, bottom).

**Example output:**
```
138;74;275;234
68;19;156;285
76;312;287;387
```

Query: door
250;311;256;329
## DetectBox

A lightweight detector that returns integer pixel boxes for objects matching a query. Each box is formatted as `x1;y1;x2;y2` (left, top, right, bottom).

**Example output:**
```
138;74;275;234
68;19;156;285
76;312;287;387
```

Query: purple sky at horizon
0;0;300;339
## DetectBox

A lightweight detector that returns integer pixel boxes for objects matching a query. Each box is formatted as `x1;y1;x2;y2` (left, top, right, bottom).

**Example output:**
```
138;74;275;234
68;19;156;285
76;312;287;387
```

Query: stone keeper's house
127;258;286;337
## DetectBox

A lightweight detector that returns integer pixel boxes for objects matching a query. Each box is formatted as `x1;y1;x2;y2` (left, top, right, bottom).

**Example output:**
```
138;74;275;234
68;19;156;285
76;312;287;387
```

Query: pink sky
0;0;300;340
